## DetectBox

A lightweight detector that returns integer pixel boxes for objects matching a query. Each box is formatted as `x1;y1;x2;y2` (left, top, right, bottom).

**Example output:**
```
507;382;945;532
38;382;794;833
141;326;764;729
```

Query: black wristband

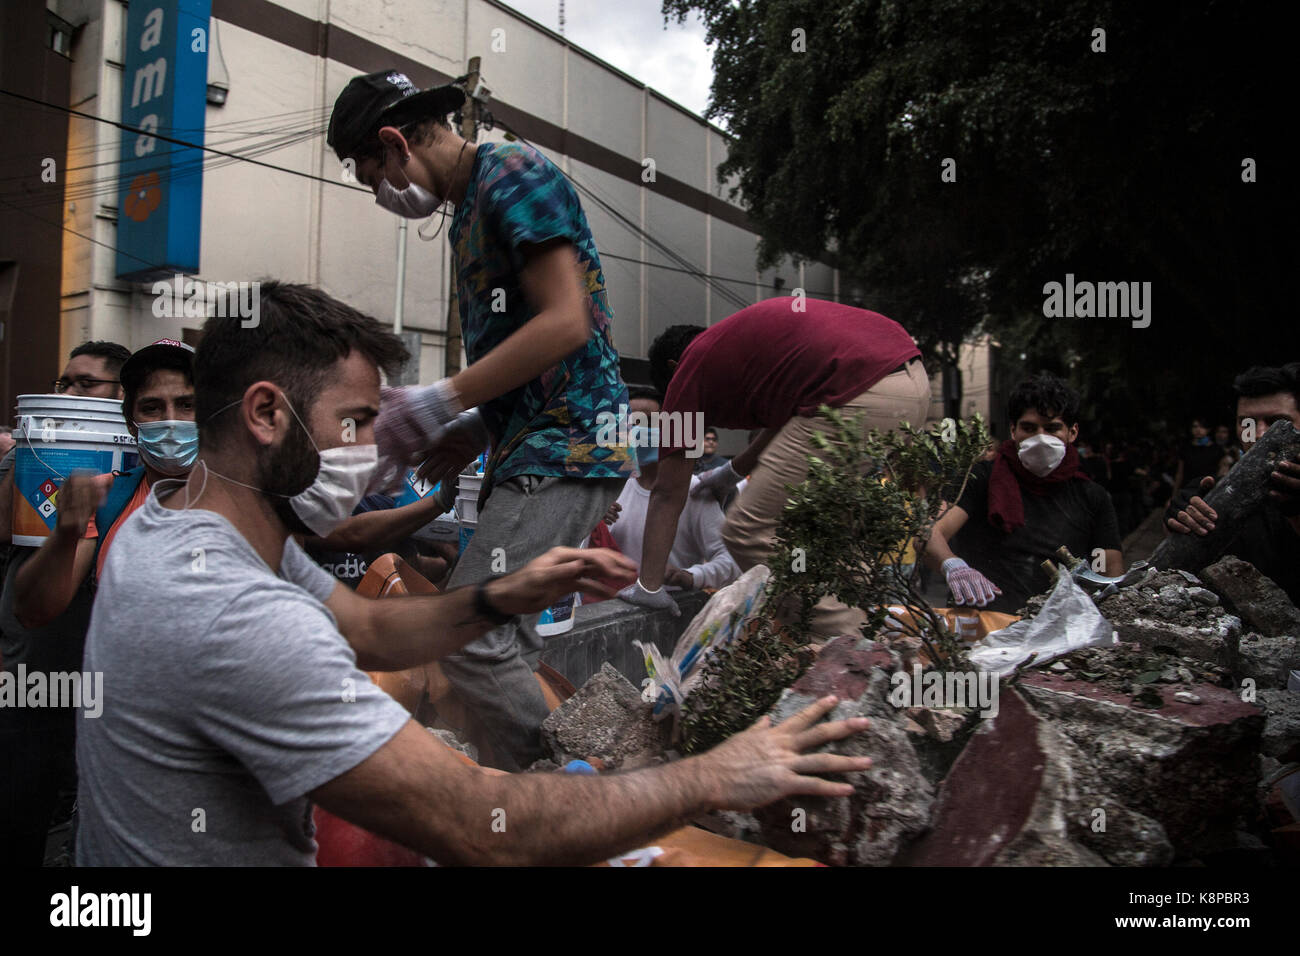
473;577;514;626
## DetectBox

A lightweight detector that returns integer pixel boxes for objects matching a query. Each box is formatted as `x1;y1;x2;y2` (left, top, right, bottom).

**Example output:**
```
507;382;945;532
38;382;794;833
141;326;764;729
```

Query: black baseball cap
328;70;466;162
120;338;196;394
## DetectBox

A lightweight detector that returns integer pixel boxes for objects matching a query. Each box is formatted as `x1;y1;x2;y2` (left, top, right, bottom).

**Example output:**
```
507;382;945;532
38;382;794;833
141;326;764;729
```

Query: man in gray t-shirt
75;281;874;866
76;490;410;865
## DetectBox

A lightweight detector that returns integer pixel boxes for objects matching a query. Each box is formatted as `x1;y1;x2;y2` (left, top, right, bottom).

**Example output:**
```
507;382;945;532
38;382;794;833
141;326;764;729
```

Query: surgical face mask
288;443;380;537
630;426;660;476
375;148;443;219
1017;433;1067;477
135;419;199;476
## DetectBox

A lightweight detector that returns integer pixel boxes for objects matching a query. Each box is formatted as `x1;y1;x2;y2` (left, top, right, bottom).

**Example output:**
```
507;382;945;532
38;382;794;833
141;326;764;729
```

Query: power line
0;87;365;193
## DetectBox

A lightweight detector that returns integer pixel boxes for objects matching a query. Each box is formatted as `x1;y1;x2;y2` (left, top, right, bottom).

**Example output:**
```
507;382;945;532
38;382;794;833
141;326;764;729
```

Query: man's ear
377;125;409;158
1067;423;1080;445
242;382;285;447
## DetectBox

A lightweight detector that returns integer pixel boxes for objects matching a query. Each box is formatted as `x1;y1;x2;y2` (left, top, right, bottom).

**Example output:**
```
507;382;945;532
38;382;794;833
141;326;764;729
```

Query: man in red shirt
622;296;930;640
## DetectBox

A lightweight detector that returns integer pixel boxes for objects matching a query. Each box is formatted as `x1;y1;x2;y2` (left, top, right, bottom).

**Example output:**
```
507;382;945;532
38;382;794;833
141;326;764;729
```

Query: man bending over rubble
75;282;873;866
629;296;931;641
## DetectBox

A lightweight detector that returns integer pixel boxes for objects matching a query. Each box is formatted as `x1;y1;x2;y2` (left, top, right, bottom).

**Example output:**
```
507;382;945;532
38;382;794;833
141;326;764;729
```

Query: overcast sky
499;0;716;118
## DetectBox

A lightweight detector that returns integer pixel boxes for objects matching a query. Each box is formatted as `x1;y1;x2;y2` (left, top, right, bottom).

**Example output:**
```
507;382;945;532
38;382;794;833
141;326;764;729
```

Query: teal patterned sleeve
481;144;582;274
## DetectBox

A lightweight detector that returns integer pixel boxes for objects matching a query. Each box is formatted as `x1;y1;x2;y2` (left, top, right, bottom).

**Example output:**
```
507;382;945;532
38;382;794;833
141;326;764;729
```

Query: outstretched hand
485;547;637;616
701;695;873;810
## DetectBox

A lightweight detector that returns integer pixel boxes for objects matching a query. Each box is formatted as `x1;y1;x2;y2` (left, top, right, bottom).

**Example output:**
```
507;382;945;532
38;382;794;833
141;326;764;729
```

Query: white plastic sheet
636;565;771;722
967;570;1115;677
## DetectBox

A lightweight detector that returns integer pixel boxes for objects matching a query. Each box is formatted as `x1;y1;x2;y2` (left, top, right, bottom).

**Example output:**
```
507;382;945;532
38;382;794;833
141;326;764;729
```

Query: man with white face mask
74;282;875;866
923;373;1123;614
328;71;635;770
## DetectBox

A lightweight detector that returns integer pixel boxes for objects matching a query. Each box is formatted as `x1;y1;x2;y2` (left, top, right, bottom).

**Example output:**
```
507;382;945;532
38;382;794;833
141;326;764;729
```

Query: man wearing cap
0;339;196;864
327;71;634;770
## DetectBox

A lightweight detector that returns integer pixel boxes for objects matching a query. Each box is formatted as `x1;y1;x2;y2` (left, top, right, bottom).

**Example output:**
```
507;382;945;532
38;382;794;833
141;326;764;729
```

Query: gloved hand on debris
690;460;742;501
942;557;1001;607
617;579;681;617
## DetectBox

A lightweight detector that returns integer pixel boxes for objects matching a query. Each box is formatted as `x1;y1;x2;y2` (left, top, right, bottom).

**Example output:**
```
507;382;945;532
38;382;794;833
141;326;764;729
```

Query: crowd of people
1;68;1296;868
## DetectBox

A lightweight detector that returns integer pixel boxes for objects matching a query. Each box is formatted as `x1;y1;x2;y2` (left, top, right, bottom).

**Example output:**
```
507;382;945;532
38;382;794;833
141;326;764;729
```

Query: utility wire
0;88;365;193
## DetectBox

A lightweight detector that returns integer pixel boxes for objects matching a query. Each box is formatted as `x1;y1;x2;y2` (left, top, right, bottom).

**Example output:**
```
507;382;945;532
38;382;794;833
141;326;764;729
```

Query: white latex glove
374;379;464;493
942;557;1002;608
617;579;681;617
690;460;742;499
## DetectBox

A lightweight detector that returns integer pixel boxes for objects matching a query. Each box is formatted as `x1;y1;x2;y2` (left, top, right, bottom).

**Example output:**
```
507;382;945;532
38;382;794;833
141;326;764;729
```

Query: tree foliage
664;0;1297;429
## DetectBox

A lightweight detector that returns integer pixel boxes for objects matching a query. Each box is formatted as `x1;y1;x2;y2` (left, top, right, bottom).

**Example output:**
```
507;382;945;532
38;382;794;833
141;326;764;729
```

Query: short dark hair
704;426;718;438
626;384;663;406
123;358;194;426
1233;362;1300;404
350;116;452;167
648;324;705;396
1007;372;1080;427
70;340;131;377
195;281;408;447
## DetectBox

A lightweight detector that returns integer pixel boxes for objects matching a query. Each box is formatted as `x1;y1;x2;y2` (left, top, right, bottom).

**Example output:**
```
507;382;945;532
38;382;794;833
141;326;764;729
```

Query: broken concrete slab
752;636;934;866
1018;668;1264;858
903;687;1109;866
1257;689;1300;761
1236;632;1300;689
1201;555;1300;639
540;662;671;770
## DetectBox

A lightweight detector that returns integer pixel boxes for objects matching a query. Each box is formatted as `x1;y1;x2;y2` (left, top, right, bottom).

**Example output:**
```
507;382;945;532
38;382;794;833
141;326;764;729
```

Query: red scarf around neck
988;439;1088;533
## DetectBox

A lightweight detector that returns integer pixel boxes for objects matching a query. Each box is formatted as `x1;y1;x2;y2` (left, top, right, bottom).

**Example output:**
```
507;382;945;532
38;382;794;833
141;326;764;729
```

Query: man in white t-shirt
607;387;739;592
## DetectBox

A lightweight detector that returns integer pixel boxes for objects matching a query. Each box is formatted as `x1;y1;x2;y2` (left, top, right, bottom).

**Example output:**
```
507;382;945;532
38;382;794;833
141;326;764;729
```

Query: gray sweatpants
440;474;622;771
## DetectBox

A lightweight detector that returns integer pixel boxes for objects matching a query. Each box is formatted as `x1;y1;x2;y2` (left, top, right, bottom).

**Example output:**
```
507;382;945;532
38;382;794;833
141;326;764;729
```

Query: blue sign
115;1;211;280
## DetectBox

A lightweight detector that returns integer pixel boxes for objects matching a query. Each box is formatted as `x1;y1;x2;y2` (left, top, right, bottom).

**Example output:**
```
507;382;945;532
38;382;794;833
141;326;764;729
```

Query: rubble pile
540;556;1300;866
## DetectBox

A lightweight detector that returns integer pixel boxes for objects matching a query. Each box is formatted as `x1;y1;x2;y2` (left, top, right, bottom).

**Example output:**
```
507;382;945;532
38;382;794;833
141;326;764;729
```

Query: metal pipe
394;218;408;332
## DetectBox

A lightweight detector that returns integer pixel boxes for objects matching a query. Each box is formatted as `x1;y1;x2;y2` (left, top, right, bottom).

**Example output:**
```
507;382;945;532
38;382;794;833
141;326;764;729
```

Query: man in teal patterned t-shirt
330;70;633;770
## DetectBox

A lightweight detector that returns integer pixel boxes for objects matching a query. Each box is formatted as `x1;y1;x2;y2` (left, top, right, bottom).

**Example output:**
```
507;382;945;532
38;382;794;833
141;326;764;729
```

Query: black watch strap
473;578;514;626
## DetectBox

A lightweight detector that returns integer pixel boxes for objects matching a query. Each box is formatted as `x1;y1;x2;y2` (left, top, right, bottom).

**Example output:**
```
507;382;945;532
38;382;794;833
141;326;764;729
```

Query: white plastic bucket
458;472;483;499
455;495;478;522
11;394;136;546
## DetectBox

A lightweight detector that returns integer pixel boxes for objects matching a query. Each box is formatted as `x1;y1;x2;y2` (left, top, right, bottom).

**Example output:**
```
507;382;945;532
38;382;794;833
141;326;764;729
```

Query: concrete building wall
38;0;844;401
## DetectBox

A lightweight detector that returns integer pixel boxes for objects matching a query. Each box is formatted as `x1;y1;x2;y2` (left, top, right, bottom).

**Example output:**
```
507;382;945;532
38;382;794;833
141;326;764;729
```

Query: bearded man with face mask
73;282;883;867
924;373;1124;614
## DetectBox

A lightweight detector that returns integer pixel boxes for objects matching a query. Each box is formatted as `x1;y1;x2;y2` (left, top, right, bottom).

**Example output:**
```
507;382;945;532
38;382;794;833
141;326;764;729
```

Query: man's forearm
469;754;719;866
639;488;691;591
729;427;779;477
922;529;956;573
311;495;443;555
449;304;588;411
348;584;504;671
14;531;83;628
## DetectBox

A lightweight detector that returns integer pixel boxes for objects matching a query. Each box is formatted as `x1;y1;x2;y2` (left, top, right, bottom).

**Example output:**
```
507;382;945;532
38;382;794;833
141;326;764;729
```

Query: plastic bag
635;565;770;721
966;571;1115;677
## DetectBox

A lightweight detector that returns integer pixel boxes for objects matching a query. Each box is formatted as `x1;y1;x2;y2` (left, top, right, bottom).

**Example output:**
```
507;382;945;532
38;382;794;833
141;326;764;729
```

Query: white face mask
1017;433;1067;477
375;148;443;219
289;443;380;537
